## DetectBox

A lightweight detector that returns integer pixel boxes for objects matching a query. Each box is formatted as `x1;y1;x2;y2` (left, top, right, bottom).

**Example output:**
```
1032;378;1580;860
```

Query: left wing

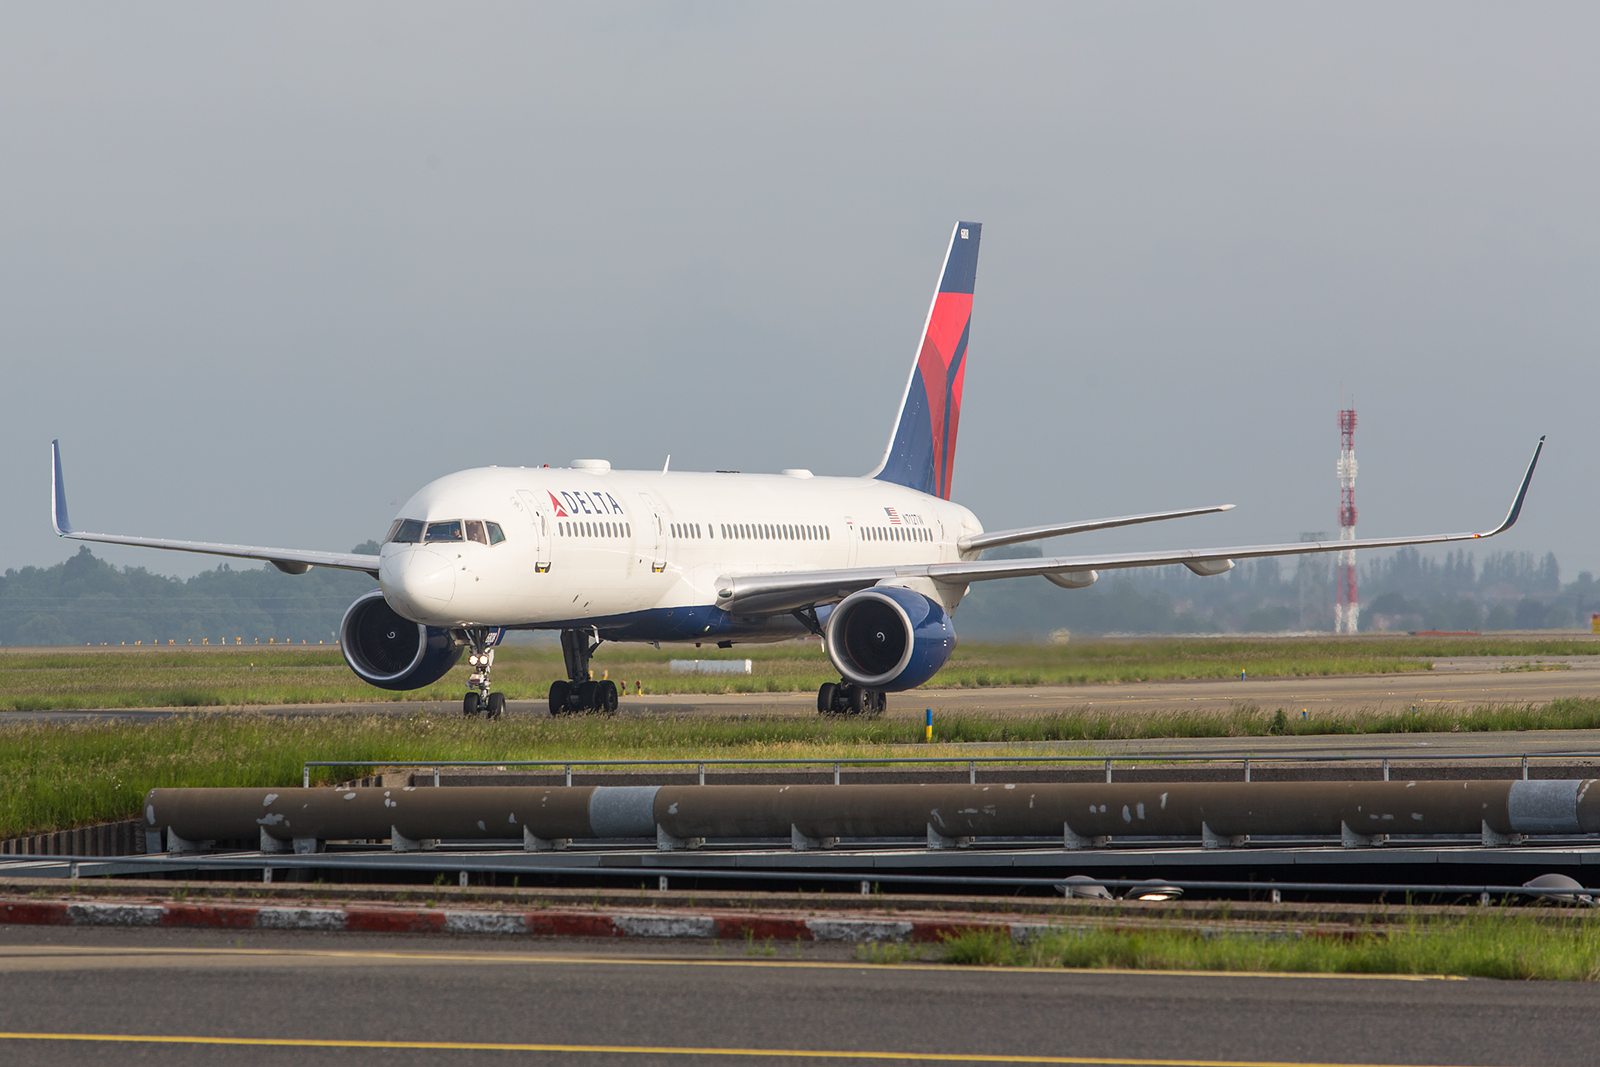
957;504;1234;553
717;437;1544;617
51;440;381;578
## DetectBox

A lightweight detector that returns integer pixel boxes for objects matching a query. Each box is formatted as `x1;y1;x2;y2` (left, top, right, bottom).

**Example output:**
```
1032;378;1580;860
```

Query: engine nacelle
824;585;957;692
339;589;463;691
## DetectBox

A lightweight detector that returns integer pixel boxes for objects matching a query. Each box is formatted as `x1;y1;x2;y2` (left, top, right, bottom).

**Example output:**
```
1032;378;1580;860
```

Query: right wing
717;437;1545;616
52;440;381;578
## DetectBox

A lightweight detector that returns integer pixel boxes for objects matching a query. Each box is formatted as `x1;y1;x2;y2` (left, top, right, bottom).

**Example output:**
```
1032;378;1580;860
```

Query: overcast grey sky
3;3;1595;583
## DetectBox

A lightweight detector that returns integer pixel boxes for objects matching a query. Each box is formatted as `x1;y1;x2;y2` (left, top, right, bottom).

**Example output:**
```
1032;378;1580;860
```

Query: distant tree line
956;545;1598;640
0;545;379;647
2;543;1594;646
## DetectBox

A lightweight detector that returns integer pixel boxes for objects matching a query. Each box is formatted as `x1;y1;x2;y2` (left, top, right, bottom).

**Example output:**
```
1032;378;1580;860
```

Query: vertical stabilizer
871;222;981;499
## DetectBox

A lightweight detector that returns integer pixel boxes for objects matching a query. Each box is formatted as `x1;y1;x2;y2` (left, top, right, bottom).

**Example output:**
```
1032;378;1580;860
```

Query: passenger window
465;520;488;544
486;522;506;545
425;520;464;543
389;519;425;544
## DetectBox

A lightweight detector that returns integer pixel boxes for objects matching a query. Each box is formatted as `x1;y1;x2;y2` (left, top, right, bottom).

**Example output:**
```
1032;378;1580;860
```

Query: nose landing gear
817;682;885;717
461;628;505;719
549;628;618;715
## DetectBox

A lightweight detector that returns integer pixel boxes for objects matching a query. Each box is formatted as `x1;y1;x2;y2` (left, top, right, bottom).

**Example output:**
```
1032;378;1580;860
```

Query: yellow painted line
0;944;1466;980
0;1031;1488;1065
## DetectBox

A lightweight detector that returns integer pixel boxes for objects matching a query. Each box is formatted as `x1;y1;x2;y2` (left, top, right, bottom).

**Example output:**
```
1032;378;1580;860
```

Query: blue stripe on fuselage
523;604;828;644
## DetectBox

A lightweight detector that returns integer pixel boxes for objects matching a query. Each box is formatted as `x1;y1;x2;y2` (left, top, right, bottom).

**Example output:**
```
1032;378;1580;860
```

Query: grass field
934;913;1600;980
3;635;1596;711
5;696;1600;838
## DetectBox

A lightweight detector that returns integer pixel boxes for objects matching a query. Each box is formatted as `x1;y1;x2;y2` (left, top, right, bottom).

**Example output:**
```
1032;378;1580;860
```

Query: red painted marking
162;904;258;929
345;908;445;933
713;916;812;942
525;912;618;938
0;901;70;925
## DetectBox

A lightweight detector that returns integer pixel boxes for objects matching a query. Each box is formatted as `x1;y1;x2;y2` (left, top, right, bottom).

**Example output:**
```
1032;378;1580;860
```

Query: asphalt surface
1;925;1596;1066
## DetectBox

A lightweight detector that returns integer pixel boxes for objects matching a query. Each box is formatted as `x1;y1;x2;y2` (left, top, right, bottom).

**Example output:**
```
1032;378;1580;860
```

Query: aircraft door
637;492;667;573
514;490;552;572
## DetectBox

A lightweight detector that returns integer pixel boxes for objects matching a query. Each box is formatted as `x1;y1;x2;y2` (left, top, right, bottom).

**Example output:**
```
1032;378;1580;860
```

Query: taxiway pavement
6;657;1600;727
0;925;1595;1066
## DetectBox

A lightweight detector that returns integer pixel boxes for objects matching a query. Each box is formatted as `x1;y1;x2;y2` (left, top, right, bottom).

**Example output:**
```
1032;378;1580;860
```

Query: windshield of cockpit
385;519;505;545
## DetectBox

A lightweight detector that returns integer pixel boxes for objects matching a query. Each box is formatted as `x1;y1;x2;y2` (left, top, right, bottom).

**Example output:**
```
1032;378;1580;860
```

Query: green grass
5;696;1600;839
5;635;1594;711
938;913;1600;980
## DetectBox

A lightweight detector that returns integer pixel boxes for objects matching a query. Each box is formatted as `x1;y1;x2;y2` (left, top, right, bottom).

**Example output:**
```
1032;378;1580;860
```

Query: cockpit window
388;519;425;544
486;522;506;545
465;520;487;545
425;520;464;543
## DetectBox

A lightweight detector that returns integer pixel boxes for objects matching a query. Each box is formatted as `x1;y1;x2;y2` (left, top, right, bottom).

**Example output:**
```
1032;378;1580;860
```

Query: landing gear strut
461;628;505;719
549;628;618;716
817;682;885;717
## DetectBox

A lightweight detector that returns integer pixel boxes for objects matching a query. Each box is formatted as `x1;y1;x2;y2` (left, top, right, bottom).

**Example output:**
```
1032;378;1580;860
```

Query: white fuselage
379;465;982;642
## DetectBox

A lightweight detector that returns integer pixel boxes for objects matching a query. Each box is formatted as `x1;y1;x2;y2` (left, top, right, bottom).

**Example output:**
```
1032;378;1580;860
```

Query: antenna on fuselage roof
662;455;671;473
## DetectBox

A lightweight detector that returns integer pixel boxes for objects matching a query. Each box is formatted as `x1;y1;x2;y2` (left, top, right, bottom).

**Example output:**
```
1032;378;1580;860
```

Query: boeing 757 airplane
51;222;1544;718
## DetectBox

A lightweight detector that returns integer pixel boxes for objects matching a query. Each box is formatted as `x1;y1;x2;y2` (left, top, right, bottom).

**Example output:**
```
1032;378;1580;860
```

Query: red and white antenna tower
1335;408;1359;633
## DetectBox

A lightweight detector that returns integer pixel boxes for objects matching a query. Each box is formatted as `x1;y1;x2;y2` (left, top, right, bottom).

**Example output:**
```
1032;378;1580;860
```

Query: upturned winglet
51;439;73;536
1476;435;1544;538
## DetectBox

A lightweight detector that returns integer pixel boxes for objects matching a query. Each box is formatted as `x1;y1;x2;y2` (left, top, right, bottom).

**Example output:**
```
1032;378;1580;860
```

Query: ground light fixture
1521;873;1595;906
1122;880;1185;902
1054;875;1113;900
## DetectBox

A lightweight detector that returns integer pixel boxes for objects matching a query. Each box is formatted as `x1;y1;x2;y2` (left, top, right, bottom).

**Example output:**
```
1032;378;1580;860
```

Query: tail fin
871;221;981;500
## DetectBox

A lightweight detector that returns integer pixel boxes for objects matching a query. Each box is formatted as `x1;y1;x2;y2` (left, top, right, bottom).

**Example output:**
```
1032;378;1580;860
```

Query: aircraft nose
379;546;456;616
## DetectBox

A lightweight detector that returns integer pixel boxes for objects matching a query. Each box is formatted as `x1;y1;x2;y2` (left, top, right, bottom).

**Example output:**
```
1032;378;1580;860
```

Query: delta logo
548;491;569;518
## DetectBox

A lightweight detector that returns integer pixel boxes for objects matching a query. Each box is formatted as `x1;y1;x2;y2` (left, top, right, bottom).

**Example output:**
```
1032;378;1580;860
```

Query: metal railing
302;750;1600;789
1;851;1590;905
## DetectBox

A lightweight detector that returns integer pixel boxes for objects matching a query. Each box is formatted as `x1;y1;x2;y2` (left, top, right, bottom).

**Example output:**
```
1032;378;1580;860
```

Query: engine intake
339;589;462;691
825;586;956;692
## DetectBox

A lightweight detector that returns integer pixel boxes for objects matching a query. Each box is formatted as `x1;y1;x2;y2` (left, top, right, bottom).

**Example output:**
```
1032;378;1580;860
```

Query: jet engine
824;585;956;692
339;589;462;691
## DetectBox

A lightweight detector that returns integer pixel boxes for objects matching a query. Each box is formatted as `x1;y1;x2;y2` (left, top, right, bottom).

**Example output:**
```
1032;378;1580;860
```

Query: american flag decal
884;507;902;525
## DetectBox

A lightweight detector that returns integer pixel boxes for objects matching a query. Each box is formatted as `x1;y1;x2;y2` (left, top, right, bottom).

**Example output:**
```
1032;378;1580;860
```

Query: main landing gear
461;628;506;719
549;628;619;716
817;681;885;717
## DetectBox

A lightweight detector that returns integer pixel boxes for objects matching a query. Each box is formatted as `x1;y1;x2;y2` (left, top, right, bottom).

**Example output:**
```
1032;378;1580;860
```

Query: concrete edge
0;896;1033;944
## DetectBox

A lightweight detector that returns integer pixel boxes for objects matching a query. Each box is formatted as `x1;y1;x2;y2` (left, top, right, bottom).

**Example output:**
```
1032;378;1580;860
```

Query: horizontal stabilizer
959;504;1235;554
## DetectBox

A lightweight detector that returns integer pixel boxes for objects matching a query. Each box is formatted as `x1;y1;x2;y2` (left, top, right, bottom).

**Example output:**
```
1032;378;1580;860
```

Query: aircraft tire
486;692;506;720
577;680;599;713
817;682;837;715
598;680;619;715
846;684;865;715
463;691;480;717
548;681;570;716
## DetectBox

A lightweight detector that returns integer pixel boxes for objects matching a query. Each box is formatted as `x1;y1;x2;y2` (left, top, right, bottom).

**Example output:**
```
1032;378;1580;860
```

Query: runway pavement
0;925;1595;1066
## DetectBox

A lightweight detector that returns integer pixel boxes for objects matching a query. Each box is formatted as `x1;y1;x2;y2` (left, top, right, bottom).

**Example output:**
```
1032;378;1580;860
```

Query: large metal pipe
654;781;1600;841
146;780;1600;850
